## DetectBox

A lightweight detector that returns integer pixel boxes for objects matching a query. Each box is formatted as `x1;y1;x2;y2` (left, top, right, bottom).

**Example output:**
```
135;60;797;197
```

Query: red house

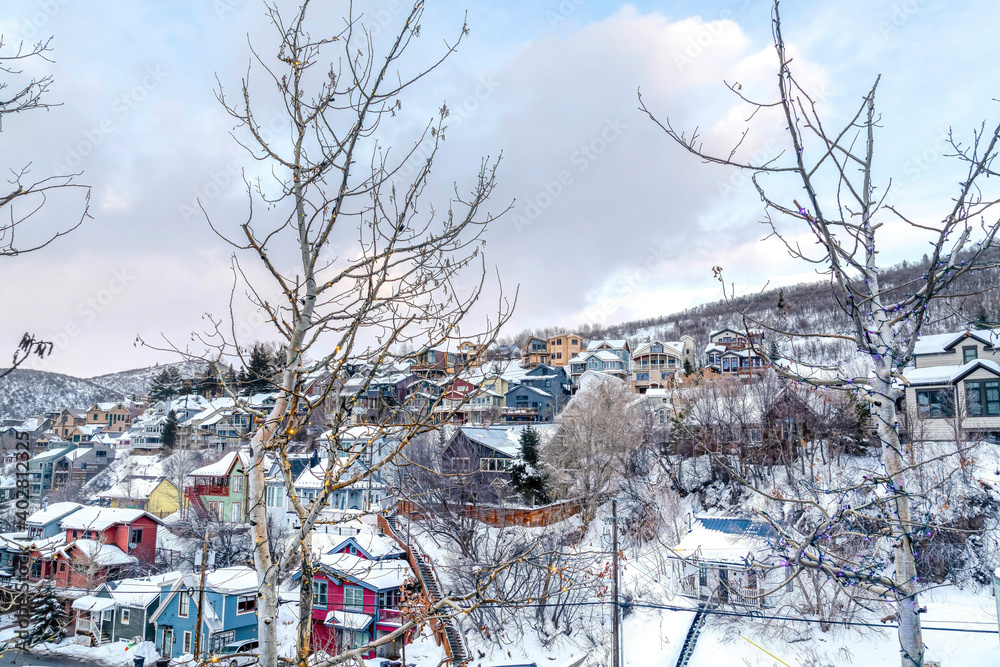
28;507;162;589
309;552;413;659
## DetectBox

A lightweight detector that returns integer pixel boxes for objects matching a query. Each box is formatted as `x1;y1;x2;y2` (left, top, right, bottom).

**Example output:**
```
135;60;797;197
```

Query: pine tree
509;425;549;506
162;409;179;450
149;367;181;403
28;582;66;645
245;342;275;393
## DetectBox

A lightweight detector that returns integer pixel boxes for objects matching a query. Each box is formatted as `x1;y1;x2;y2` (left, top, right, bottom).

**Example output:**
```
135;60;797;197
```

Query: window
178;591;190;617
121;608;131;624
266;485;284;507
236;595;256;614
183;632;192;654
314;580;328;607
130;528;143;545
636;373;649;382
232;502;243;523
963;346;979;364
379;590;399;608
344;586;364;611
233;475;244;493
966;381;1000;416
916;388;954;418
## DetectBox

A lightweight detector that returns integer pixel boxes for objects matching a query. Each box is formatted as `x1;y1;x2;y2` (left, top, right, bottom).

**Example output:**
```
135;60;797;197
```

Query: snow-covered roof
453;425;558;457
324;610;373;630
205;566;258;593
106;573;180;607
505;384;553;399
586;339;626;351
98;478;169;501
68;539;137;566
72;595;116;612
61;506;159;531
312;531;404;560
30;446;75;463
903;359;1000;386
671;515;776;563
633;340;684;357
190;451;247;477
319;552;413;590
913;329;1000;356
28;502;83;526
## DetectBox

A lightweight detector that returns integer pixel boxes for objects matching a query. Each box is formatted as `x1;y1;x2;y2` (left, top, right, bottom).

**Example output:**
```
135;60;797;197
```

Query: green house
184;452;249;522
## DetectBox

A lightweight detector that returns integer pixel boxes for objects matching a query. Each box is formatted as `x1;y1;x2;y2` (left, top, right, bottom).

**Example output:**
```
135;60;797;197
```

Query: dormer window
963;346;978;364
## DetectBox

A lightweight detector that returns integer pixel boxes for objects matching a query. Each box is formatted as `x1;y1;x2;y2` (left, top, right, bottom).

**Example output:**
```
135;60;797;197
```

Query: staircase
674;607;708;667
382;512;469;666
184;488;210;519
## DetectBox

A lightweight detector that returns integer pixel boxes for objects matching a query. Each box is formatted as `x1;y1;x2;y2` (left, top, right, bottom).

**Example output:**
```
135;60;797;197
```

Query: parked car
212;639;259;667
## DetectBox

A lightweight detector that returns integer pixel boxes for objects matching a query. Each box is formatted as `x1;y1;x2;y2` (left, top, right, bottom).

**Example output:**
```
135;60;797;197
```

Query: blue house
150;566;258;659
504;384;557;422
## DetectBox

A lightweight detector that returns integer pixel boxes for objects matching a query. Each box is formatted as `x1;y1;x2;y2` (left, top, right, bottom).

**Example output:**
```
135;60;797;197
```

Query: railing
500;407;538;416
188;484;228;496
377;608;402;625
76;618;92;634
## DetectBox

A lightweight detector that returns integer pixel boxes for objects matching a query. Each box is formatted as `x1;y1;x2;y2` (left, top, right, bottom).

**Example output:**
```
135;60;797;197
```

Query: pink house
309;550;413;659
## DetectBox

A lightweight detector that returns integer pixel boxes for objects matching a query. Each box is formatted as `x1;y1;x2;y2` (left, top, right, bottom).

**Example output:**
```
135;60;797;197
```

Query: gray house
503;384;557;423
73;572;179;646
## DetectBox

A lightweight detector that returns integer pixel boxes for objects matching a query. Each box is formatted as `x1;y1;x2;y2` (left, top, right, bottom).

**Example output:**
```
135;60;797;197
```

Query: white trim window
183;631;192;654
178;591;190;618
121;608;130;624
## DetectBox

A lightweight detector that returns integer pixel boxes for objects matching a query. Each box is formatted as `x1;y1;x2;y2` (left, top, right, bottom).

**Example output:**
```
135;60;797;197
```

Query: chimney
43;499;48;511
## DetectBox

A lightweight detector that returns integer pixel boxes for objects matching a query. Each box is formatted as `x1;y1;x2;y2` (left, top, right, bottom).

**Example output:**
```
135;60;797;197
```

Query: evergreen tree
776;288;786;311
682;358;694;376
149;367;181;403
162;409;179;450
509;425;549;506
245;342;275;393
28;582;65;645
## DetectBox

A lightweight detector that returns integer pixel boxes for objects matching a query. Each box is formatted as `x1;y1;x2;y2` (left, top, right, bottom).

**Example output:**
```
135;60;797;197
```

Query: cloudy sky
3;0;1000;377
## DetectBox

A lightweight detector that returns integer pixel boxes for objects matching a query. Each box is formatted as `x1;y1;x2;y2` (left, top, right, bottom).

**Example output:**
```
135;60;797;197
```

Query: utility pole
611;499;620;667
193;527;210;662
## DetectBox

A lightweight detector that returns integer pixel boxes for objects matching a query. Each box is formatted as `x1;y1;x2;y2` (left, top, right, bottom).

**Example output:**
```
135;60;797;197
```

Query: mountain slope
0;370;124;419
88;360;206;397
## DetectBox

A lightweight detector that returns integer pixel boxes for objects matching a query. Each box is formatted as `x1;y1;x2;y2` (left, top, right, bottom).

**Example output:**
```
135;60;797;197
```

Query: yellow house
97;477;184;517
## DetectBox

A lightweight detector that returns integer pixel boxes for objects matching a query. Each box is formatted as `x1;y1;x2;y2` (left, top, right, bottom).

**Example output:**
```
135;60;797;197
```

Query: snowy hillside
0;369;124;419
506;251;1000;367
88;360;206;397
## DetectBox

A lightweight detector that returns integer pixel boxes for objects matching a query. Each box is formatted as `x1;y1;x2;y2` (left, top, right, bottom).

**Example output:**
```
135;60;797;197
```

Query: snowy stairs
675;607;708;667
384;512;469;665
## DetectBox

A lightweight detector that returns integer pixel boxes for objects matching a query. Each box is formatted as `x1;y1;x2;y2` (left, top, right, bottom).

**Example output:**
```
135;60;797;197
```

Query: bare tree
139;2;521;665
641;3;1000;664
0;34;90;377
546;378;644;523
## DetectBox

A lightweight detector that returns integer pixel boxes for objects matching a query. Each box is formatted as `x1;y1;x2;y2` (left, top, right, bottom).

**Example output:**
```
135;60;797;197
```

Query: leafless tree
0;34;91;377
641;3;1000;664
138;2;522;665
546;378;644;523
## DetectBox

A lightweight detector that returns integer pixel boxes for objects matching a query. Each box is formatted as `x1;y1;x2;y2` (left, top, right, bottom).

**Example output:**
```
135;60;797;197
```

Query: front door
162;628;173;658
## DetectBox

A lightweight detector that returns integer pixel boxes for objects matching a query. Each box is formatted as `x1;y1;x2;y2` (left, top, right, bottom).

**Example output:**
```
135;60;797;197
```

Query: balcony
377;608;402;625
189;483;229;496
501;407;538;417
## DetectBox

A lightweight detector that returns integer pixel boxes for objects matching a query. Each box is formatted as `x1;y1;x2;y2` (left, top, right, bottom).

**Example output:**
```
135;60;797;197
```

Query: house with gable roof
151;566;259;658
184;452;249;522
86;402;133;434
521;336;550;368
632;337;696;392
668;515;780;607
72;571;179;646
901;328;1000;441
304;552;414;659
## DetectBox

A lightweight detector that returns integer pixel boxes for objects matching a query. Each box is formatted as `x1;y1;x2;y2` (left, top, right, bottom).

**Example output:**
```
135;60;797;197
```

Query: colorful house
184;452;249;522
308;553;413;659
98;477;182;517
72;572;178;646
151;567;259;658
